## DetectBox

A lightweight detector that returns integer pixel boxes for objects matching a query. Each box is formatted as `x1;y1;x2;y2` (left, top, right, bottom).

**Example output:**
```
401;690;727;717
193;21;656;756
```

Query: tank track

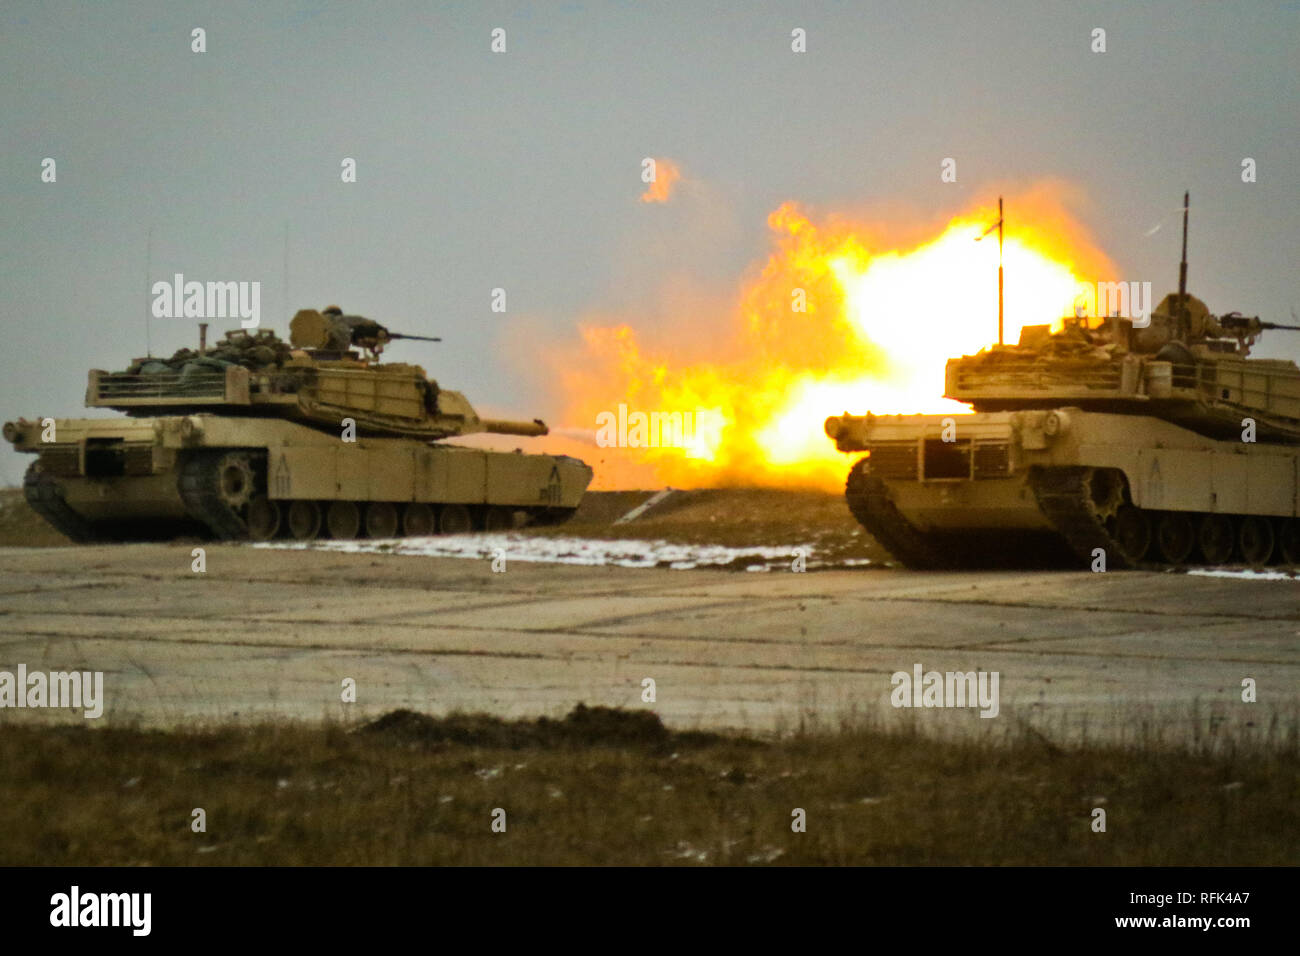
1027;466;1138;570
529;507;578;527
178;450;258;540
22;461;99;543
844;458;953;569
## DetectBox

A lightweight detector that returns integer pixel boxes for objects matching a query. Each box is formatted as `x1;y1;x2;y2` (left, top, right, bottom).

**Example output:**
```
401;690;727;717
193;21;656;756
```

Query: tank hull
8;414;592;543
826;408;1300;569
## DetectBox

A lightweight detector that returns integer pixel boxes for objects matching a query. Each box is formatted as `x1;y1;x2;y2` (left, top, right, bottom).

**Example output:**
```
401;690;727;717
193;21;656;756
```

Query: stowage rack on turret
944;292;1300;444
85;309;543;441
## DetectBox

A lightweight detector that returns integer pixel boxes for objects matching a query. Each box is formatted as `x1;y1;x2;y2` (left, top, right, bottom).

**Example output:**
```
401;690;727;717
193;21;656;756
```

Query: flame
550;184;1118;490
639;158;681;203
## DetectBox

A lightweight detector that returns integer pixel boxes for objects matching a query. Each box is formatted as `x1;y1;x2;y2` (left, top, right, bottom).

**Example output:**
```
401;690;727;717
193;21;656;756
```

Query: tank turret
83;310;546;440
941;196;1300;443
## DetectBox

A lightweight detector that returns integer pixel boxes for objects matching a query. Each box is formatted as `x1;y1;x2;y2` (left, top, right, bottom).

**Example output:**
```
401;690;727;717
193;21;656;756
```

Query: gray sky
2;0;1297;484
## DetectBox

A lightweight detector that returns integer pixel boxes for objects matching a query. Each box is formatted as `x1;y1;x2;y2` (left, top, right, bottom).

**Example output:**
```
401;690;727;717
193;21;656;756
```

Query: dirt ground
3;486;1297;867
0;485;886;564
2;539;1297;740
526;487;882;565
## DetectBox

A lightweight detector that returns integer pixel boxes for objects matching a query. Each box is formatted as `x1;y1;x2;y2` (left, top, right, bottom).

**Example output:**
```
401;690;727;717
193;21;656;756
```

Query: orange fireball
551;184;1118;490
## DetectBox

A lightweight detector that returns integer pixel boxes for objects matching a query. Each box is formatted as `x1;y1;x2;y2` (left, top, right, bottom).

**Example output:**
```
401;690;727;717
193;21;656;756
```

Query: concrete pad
0;543;1296;743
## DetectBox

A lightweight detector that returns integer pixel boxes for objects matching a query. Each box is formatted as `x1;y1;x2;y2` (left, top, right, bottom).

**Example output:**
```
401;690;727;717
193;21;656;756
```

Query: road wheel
402;502;436;536
439;504;473;535
1197;514;1235;564
287;500;322;541
1112;506;1151;563
246;496;281;542
483;506;514;532
1155;512;1195;564
326;501;361;539
366;501;400;538
1278;519;1300;565
1238;516;1274;565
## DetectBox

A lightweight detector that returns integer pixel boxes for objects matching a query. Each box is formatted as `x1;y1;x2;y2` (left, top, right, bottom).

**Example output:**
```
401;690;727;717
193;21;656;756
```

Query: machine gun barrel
1219;313;1300;333
383;332;443;342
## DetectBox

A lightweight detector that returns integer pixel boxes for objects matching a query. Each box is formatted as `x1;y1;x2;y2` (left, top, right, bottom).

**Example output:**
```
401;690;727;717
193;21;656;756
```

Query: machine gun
1219;312;1300;334
290;308;441;358
344;318;442;356
1216;312;1300;349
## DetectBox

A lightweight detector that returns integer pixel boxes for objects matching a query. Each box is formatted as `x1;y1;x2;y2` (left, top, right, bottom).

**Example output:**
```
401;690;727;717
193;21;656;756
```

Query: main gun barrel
482;418;548;437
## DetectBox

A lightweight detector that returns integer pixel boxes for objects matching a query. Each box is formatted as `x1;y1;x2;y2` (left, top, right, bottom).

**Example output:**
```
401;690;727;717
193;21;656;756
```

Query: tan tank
825;195;1300;569
5;309;592;542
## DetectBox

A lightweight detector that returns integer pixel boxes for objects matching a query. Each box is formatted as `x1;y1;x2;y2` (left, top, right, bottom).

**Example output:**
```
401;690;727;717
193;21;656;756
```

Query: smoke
511;180;1119;490
639;158;682;204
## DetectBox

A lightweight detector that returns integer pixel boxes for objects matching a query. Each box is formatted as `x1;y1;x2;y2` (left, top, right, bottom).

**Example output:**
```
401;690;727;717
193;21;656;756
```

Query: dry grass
2;705;1295;866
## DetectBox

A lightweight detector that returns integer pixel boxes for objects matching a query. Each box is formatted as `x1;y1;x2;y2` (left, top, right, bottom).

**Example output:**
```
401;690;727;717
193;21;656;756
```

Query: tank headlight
1043;411;1069;437
180;416;204;440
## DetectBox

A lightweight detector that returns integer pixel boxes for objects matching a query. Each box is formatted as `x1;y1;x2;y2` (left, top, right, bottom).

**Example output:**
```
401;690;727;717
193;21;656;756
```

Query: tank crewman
335;311;394;349
319;305;354;350
290;306;366;351
289;307;442;355
1132;293;1221;354
291;306;396;352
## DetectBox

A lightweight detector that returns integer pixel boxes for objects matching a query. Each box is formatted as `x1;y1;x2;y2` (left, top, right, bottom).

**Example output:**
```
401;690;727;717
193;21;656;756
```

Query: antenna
1177;191;1189;340
283;220;290;322
145;224;154;357
976;196;1005;345
998;195;1004;347
1178;191;1189;301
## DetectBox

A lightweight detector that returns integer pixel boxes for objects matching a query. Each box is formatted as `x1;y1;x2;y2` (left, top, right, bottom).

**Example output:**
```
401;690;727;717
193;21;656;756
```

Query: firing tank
825;194;1300;569
5;308;592;542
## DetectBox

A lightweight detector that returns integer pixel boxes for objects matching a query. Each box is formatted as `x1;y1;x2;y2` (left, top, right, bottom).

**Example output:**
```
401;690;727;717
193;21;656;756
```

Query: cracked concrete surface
0;544;1296;742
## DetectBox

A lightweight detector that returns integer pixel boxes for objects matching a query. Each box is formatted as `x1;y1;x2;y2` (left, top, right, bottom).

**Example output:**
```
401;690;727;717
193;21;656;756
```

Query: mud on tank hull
825;408;1300;570
6;414;592;543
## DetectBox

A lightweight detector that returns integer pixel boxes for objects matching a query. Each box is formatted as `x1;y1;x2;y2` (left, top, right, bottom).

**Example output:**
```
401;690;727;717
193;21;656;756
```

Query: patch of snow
253;533;869;572
1188;568;1299;581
